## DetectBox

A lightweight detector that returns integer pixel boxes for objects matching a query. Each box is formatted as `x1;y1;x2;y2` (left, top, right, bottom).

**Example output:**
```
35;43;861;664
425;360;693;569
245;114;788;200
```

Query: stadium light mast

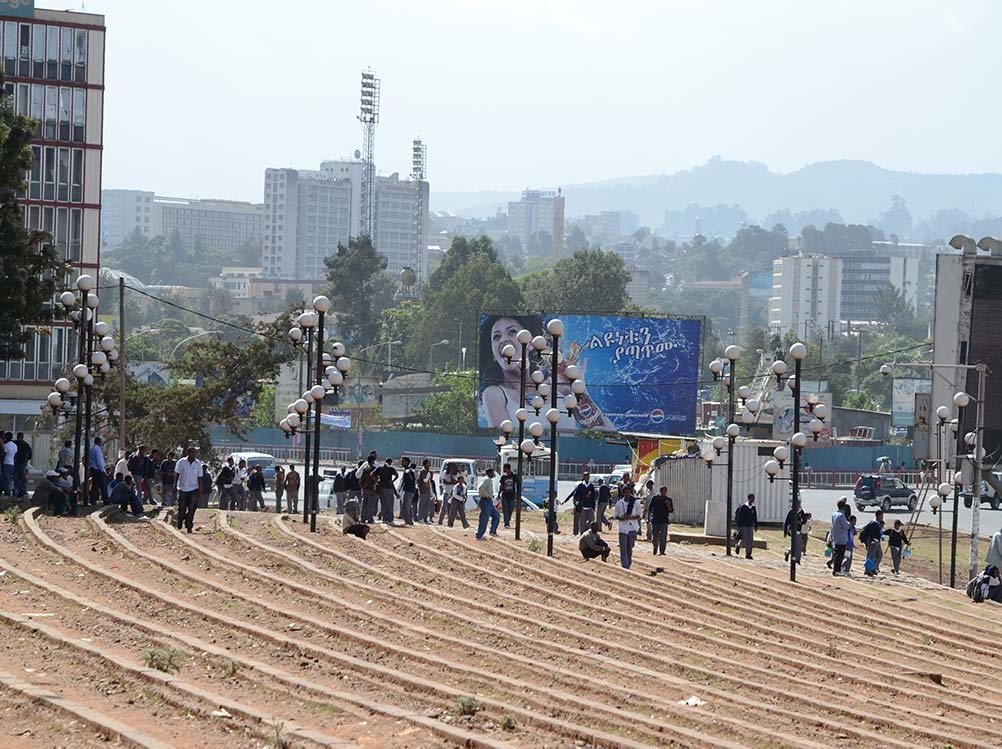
358;69;380;239
411;138;428;280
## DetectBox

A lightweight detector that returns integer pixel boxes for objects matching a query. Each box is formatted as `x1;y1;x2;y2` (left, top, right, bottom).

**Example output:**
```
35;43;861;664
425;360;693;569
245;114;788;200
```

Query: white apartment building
263;160;427;280
101;189;153;249
508;189;565;259
211;267;262;299
769;255;842;335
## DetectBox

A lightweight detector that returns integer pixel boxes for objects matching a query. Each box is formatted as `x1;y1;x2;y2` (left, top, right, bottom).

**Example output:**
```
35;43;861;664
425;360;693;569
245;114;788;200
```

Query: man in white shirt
174;446;202;533
1;432;17;497
612;485;642;569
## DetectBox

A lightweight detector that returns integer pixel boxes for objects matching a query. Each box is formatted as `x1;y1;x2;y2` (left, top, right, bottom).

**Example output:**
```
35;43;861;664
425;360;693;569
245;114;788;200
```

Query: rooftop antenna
411;138;427;279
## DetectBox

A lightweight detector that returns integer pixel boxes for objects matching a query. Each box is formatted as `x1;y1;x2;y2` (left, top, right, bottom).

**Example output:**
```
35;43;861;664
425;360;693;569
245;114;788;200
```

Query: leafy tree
566;225;588;253
429;235;497;290
203;286;237;318
324;236;397;349
875;195;912;239
413;372;477;433
872;286;926;339
520;249;632;313
0;82;68;359
250;382;276;427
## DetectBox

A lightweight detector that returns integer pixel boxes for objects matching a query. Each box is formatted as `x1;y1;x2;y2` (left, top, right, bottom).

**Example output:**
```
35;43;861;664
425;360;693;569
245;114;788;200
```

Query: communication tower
358;69;380;238
411;139;428;279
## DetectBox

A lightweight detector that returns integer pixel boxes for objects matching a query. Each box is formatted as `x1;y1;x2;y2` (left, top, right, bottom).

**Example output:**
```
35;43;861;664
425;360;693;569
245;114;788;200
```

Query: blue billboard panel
0;1;34;18
478;314;701;435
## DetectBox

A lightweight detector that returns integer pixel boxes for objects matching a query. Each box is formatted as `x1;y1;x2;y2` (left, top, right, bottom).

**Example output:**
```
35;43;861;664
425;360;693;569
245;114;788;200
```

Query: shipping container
708;438;790;524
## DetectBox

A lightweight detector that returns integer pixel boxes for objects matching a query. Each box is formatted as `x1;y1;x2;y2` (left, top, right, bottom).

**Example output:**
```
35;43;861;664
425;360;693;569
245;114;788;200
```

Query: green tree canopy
429;235;498;290
413;372;477;433
520;248;631;313
324;235;397;349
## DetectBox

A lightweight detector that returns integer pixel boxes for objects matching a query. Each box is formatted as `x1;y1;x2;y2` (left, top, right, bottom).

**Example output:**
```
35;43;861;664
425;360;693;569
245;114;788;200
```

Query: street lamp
710;345;740;556
429;339;450;370
931;482;951;585
502;328;534;540
763;341;808;582
308;295;331;529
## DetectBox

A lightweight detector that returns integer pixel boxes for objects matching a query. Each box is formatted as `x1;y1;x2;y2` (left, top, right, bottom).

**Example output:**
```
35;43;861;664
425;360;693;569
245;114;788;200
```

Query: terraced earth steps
18;510;455;748
293;518;979;746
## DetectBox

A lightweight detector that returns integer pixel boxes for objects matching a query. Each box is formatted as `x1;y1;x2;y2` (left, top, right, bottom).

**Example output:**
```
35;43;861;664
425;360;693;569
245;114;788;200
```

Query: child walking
886;519;911;574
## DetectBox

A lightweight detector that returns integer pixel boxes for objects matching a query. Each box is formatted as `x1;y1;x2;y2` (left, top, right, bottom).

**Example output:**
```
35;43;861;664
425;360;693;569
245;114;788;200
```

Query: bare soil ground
0;505;998;747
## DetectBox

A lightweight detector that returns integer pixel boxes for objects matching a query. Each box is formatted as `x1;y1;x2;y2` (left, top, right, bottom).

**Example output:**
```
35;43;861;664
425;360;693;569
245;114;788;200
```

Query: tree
413;372;477;433
566;225;588;253
875;195;912;239
520;249;632;313
429;235;498;290
0;82;68;359
872;285;926;339
324;236;397;349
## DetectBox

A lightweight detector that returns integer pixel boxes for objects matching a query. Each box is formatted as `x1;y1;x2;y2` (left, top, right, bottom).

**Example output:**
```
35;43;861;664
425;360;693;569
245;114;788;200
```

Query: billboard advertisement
891;378;932;428
772;391;834;445
477;314;701;435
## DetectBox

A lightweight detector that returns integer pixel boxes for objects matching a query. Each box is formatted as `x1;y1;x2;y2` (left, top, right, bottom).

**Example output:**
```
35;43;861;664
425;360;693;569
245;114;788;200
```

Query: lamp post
709;344;740;555
931;484;950;584
309;296;331;528
429;339;449;371
501;329;535;540
292;311;318;512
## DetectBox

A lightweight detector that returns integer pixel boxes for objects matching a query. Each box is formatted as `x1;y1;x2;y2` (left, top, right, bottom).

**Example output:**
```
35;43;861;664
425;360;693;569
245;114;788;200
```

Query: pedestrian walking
648;486;674;555
438;462;459;525
88;436;108;505
376;458;398;523
579;522;611;562
842;515;858;575
1;432;16;496
417;459;434;524
475;468;500;539
159;451;177;508
498;464;517;528
449;472;471;529
734;493;758;560
783;499;806;564
642;479;656;541
801;512;813;555
247;464;267;511
284;464;301;514
613;485;641;569
216;458;235;510
333;467;347;513
399;457;417;525
860;511;885;576
273;464;285;513
232;459;248;511
12;432;31;498
568;472;596;535
886;519;910;574
143;448;159;505
174;446;201;533
828;497;851;576
357;453;379;524
596;478;613;530
199;464;212;508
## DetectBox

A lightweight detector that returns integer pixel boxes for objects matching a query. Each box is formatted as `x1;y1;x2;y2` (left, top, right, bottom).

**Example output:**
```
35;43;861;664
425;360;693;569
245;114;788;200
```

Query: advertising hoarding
477;313;701;435
772;391;834;445
891;378;932;428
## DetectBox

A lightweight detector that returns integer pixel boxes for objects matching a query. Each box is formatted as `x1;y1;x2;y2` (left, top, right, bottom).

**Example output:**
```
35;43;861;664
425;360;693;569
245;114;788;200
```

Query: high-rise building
769;255;842;335
262;160;427;280
374;172;428;277
508;189;565;260
151;197;263;253
837;250;919;323
101;189;153;249
0;7;105;438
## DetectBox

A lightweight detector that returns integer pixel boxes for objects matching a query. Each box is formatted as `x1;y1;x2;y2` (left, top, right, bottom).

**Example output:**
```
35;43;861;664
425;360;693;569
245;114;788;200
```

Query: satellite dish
353;149;361;159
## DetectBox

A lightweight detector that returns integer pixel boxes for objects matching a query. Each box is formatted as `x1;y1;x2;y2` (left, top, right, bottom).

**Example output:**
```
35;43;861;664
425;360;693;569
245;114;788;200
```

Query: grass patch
306;701;343;716
142;647;184;674
221;659;240;678
3;506;22;524
268;721;288;749
526;535;542;553
501;715;516;731
455;696;480;716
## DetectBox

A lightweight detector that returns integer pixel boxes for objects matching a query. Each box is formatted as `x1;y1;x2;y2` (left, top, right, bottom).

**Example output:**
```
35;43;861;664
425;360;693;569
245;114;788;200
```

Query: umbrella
876;456;891;463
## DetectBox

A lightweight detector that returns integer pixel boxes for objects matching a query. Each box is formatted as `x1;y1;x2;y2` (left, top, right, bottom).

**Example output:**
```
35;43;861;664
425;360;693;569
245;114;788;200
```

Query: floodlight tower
411;138;428;279
358;69;380;238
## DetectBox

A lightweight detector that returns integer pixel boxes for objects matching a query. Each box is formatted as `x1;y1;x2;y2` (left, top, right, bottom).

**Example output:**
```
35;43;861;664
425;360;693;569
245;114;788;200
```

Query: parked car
961;472;1002;510
854;474;918;512
227;451;277;485
606;464;634;499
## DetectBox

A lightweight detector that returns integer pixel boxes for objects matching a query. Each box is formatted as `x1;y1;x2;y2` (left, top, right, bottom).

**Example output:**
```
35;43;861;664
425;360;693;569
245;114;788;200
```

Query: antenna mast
411;139;428;279
358;69;380;238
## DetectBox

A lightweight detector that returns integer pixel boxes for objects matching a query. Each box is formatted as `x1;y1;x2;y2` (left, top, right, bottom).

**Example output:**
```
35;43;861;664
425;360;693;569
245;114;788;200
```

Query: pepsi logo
650;409;665;423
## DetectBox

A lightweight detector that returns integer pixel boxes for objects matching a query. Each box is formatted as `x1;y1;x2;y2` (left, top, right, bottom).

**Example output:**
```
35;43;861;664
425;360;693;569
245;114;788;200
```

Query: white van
227;451;277;484
440;458;482;511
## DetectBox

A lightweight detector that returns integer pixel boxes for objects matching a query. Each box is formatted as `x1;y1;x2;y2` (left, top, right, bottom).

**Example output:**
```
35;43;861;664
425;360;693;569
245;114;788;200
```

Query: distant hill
431;157;1002;228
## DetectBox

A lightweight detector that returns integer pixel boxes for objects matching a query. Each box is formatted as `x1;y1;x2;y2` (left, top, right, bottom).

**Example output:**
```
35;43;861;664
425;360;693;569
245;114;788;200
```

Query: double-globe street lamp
499;328;541;540
280;297;351;532
709;345;740;555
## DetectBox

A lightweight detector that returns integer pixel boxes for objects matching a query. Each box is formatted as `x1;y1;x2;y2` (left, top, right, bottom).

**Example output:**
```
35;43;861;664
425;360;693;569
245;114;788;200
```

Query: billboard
477;314;701;435
891;378;931;428
772;391;833;445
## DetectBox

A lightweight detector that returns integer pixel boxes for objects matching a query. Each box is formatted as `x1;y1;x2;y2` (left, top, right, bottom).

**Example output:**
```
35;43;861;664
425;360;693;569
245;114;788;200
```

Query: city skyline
86;0;1002;202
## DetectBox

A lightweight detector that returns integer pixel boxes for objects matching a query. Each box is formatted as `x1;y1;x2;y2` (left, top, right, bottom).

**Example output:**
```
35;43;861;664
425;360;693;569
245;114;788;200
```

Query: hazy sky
89;0;1002;201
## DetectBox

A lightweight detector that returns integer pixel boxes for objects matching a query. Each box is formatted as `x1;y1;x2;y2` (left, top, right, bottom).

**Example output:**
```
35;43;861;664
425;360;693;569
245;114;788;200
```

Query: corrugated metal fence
650;454;710;526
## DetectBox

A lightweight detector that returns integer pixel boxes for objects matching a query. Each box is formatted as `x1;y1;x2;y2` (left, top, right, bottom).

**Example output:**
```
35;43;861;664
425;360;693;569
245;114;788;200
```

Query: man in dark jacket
860;511;885;576
596;478;613;529
783;499;807;564
648;486;674;555
734;493;758;559
375;458;398;523
567;472;596;535
111;475;145;517
12;432;31;498
247;464;267;511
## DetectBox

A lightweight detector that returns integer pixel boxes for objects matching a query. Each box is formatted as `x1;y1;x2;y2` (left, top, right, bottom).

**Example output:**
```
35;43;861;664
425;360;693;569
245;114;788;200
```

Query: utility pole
118;276;126;452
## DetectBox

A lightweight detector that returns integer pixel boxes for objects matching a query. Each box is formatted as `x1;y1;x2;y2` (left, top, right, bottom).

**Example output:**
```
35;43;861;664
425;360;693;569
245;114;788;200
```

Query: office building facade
769;254;842;335
152;196;263;253
0;6;105;435
508;188;565;260
374;172;428;277
838;250;919;323
101;188;153;249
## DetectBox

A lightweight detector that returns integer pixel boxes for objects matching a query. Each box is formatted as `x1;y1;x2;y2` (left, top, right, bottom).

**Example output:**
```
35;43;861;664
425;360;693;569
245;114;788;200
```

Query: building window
45;25;57;80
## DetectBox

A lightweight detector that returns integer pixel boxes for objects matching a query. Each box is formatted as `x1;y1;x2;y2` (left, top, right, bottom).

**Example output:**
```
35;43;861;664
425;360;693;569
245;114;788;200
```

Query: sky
84;0;1002;202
